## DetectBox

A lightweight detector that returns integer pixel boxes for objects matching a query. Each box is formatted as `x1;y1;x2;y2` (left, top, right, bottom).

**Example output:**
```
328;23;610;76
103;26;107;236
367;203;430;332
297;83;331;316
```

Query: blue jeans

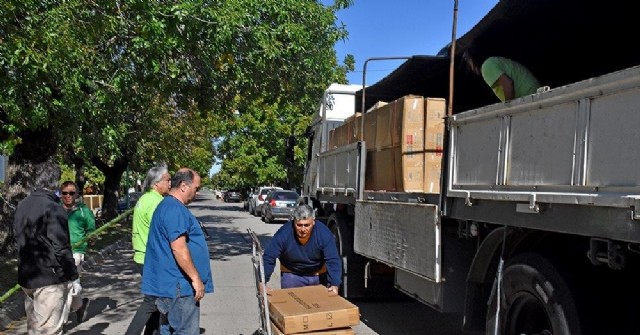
281;272;321;289
155;294;200;335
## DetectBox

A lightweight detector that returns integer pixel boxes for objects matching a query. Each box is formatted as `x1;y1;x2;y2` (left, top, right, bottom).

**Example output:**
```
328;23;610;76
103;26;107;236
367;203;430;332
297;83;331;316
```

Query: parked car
250;186;283;216
223;189;243;203
261;190;299;223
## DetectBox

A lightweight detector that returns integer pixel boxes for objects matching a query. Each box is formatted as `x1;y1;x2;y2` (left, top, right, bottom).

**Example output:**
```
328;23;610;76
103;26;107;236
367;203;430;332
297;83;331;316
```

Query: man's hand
192;278;205;302
258;283;273;296
327;285;338;296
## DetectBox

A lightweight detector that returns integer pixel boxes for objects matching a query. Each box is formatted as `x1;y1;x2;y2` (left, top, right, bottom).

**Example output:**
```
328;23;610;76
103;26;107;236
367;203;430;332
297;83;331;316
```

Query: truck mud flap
354;200;440;282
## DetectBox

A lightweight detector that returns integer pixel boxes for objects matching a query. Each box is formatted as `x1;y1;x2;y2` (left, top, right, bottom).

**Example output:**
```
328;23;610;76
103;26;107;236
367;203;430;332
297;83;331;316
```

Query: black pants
124;264;160;335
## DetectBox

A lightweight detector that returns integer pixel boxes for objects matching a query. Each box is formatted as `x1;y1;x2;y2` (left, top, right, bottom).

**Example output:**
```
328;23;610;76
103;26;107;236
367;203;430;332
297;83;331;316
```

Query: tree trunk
73;158;86;197
0;129;57;255
92;156;128;222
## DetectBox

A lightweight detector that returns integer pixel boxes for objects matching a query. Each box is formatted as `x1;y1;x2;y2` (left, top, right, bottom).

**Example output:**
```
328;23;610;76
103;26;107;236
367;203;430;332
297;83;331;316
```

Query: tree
214;0;354;189
0;0;354;252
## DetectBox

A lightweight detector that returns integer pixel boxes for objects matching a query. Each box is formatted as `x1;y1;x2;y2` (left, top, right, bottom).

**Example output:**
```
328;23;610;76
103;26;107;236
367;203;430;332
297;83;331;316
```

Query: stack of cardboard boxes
328;95;445;193
268;285;360;335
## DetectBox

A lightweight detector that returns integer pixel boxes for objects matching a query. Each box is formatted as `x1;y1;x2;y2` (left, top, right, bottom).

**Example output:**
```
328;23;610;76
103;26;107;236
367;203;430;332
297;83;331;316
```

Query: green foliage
0;0;353;204
212;0;352;188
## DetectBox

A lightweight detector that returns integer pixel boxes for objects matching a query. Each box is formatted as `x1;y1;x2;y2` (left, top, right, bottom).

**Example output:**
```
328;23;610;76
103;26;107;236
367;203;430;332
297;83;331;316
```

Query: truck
300;1;640;334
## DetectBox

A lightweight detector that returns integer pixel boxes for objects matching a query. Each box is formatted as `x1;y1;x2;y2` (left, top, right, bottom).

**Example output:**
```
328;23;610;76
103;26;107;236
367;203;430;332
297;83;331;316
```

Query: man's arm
171;235;205;301
322;229;343;290
48;206;78;281
85;206;96;233
262;229;286;284
496;73;515;101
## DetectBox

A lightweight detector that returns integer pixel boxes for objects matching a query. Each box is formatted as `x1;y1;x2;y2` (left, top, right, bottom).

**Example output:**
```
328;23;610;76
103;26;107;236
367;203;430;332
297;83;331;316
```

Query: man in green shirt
463;44;540;102
61;180;95;322
125;164;171;335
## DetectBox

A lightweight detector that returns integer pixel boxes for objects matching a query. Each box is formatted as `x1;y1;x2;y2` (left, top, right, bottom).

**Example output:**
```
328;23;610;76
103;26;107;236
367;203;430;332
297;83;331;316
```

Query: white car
250;186;282;216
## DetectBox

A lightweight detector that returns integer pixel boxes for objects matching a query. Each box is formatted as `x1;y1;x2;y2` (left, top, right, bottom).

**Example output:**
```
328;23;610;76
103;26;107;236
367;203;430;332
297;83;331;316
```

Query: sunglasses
61;191;76;196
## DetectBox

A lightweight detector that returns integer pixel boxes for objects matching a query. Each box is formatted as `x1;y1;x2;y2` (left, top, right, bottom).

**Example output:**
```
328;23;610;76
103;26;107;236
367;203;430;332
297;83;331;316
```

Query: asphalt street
3;193;464;335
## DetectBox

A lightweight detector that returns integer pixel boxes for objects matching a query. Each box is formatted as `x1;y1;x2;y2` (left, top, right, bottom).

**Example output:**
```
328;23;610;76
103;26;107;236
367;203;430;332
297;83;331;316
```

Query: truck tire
486;253;582;335
328;213;354;256
328;213;366;298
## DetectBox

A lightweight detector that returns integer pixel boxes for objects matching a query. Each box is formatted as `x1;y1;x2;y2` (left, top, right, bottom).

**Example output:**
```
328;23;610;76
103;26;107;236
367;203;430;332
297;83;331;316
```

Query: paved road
4;193;464;335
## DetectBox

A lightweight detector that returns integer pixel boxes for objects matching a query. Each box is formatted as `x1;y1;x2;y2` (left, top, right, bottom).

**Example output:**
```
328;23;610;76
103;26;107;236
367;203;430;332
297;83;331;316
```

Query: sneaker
76;298;89;323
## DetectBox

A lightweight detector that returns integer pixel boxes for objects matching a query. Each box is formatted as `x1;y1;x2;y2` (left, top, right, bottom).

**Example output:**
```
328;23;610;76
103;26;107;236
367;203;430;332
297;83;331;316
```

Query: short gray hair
142;163;168;191
292;204;315;222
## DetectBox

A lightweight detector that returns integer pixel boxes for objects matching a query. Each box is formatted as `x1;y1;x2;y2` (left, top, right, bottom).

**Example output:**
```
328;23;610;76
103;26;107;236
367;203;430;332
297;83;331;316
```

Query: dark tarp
355;0;640;114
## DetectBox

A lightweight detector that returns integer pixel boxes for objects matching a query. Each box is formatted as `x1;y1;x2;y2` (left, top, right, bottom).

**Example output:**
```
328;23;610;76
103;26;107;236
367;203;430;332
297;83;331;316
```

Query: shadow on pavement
67;322;110;335
354;299;464;335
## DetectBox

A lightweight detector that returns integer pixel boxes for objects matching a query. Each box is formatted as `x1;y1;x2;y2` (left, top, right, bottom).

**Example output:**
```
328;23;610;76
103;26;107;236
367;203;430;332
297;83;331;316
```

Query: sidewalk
1;195;274;335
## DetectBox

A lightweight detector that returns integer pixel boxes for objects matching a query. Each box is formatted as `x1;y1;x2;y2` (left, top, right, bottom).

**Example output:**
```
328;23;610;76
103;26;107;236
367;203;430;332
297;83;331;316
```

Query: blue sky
328;0;498;85
209;0;498;177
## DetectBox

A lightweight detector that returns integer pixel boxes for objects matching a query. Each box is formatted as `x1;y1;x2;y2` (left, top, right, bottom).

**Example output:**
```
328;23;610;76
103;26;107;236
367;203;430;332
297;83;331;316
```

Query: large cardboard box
363;110;377;147
268;285;360;334
270;321;355;335
375;95;424;151
423;98;446;193
363;96;445;193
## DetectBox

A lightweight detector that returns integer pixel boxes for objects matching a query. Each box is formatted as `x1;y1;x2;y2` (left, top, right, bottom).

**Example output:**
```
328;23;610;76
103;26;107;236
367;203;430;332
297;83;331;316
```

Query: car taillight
258;195;264;201
270;199;277;207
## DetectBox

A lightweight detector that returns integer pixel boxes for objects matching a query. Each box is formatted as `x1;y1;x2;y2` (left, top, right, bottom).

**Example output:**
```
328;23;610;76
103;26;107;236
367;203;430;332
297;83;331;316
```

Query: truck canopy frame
356;0;640;115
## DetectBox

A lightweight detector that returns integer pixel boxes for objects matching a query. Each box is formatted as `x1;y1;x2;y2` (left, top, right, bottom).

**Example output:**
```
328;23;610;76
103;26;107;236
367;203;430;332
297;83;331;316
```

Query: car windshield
272;192;298;201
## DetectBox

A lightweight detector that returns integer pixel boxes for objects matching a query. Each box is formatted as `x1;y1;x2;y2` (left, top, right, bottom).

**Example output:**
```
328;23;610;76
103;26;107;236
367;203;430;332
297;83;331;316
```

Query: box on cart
268;285;360;334
270;321;355;335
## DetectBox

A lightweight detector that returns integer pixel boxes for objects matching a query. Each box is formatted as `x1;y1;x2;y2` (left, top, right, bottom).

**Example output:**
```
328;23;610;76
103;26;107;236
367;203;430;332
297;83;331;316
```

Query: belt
280;263;327;276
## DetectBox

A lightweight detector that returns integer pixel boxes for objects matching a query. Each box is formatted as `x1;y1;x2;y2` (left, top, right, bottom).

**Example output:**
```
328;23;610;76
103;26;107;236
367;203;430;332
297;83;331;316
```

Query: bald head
169;168;201;205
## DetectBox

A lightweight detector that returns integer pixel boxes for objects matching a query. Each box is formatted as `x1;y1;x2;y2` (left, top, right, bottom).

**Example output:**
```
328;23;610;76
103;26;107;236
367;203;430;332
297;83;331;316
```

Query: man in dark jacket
14;160;78;334
262;204;342;295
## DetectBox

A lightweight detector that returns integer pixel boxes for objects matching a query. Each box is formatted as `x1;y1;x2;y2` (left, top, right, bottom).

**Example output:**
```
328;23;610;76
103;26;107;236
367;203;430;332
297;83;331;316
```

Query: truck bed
449;65;640;211
447;65;640;243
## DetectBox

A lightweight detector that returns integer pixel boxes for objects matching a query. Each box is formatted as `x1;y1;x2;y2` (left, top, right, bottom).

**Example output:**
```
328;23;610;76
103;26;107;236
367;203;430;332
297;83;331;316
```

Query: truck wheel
328;213;357;297
329;213;354;256
486;253;582;335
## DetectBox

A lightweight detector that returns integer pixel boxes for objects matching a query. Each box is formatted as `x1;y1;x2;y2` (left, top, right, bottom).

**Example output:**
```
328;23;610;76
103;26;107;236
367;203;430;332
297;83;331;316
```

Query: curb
0;237;131;332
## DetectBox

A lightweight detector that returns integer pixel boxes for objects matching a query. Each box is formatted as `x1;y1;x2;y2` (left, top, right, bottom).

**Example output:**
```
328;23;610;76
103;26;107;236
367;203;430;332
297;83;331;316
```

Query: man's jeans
156;295;200;335
281;272;320;288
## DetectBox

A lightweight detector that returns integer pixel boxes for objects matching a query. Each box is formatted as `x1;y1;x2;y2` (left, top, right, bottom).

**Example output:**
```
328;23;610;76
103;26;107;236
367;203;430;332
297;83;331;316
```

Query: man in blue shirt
142;168;213;335
262;204;342;295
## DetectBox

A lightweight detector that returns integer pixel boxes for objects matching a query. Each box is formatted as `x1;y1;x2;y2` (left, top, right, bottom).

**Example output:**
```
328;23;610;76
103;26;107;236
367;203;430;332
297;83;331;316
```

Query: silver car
261;190;299;223
250;186;282;216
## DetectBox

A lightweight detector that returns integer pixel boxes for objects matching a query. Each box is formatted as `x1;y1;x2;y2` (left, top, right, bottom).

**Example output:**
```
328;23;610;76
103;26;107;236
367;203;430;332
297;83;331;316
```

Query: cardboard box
328;128;336;149
423;98;446;194
364;96;445;193
270;321;355;335
376;95;424;150
268;285;360;334
349;114;363;144
363;109;377;148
